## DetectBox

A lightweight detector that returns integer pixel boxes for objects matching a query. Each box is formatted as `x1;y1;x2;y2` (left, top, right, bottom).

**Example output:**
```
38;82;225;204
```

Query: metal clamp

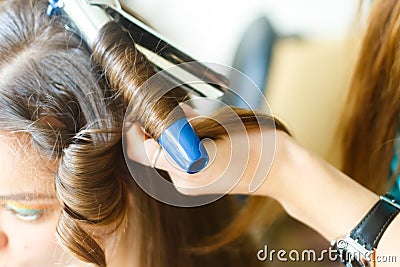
90;0;230;99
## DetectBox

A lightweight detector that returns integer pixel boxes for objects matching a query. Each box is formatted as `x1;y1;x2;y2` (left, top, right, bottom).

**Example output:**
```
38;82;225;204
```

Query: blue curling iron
47;0;230;173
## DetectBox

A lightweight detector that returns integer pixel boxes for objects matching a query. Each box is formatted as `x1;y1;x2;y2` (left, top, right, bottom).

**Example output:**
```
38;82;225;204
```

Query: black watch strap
350;193;400;251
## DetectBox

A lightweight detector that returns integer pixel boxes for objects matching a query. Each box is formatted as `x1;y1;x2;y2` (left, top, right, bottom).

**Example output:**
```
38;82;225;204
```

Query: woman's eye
5;201;45;222
13;212;43;221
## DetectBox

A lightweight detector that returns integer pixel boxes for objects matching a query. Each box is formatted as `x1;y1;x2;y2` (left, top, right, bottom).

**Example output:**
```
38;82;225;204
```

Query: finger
126;124;237;196
125;122;152;165
125;122;178;171
142;138;183;172
125;108;203;172
165;138;229;195
180;103;199;119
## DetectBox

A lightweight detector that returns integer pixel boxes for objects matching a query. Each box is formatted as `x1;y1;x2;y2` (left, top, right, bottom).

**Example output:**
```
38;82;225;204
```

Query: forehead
0;133;57;197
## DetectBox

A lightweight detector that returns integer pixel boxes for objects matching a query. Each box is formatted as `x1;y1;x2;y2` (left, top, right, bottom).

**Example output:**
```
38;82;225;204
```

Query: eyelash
4;202;46;222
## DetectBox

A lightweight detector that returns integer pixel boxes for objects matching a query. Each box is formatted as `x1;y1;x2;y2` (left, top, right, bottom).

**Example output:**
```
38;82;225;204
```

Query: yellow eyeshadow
5;200;46;214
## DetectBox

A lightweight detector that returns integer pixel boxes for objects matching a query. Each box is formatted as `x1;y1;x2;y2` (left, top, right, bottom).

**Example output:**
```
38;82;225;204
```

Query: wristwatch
330;193;400;267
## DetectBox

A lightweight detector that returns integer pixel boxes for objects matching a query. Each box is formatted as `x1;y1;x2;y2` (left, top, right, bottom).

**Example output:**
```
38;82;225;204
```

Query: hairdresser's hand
126;110;400;267
125;109;296;198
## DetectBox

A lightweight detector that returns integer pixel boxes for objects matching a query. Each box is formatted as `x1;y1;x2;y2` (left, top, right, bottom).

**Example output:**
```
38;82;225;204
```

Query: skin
0;134;85;267
0;110;397;266
127;115;400;266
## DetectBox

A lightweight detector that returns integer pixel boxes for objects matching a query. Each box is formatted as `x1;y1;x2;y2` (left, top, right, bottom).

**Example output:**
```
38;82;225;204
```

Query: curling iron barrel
47;0;209;173
47;0;112;47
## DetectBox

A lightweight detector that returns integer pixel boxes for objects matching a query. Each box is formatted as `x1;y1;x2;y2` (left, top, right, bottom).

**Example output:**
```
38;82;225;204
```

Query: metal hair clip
47;0;216;173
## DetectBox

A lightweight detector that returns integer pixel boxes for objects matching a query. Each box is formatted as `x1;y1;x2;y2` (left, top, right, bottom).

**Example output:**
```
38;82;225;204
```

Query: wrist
260;130;379;241
259;130;305;200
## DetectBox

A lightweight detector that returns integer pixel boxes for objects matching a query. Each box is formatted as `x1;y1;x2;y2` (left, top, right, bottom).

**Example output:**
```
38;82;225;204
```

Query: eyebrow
0;193;58;201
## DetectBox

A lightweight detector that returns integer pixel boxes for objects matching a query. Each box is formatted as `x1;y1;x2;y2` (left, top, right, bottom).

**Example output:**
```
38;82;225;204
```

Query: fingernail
158;118;209;174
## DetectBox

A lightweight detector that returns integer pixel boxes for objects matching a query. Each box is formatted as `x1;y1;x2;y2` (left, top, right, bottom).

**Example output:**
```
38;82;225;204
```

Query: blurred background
122;0;372;266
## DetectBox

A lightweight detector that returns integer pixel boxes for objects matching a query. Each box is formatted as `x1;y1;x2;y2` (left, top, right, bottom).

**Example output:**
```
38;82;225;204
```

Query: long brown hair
0;0;289;266
341;0;400;193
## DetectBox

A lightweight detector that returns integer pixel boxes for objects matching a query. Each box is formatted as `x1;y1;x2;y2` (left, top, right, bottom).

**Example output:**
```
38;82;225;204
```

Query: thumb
125;103;201;171
125;122;153;166
124;122;173;171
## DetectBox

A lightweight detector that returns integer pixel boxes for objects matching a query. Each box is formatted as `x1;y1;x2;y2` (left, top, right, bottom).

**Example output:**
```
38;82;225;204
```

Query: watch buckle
337;236;373;266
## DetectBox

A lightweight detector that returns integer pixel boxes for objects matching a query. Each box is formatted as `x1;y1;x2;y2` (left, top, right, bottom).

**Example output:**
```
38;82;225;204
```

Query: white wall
122;0;364;65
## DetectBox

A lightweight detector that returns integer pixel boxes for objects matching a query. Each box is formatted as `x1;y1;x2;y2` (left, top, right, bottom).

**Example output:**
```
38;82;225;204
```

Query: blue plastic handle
158;118;209;174
47;0;62;16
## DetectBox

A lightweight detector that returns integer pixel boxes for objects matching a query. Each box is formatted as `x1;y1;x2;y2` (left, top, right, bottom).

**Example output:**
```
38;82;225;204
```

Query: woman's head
0;133;72;266
0;0;128;265
0;0;286;266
